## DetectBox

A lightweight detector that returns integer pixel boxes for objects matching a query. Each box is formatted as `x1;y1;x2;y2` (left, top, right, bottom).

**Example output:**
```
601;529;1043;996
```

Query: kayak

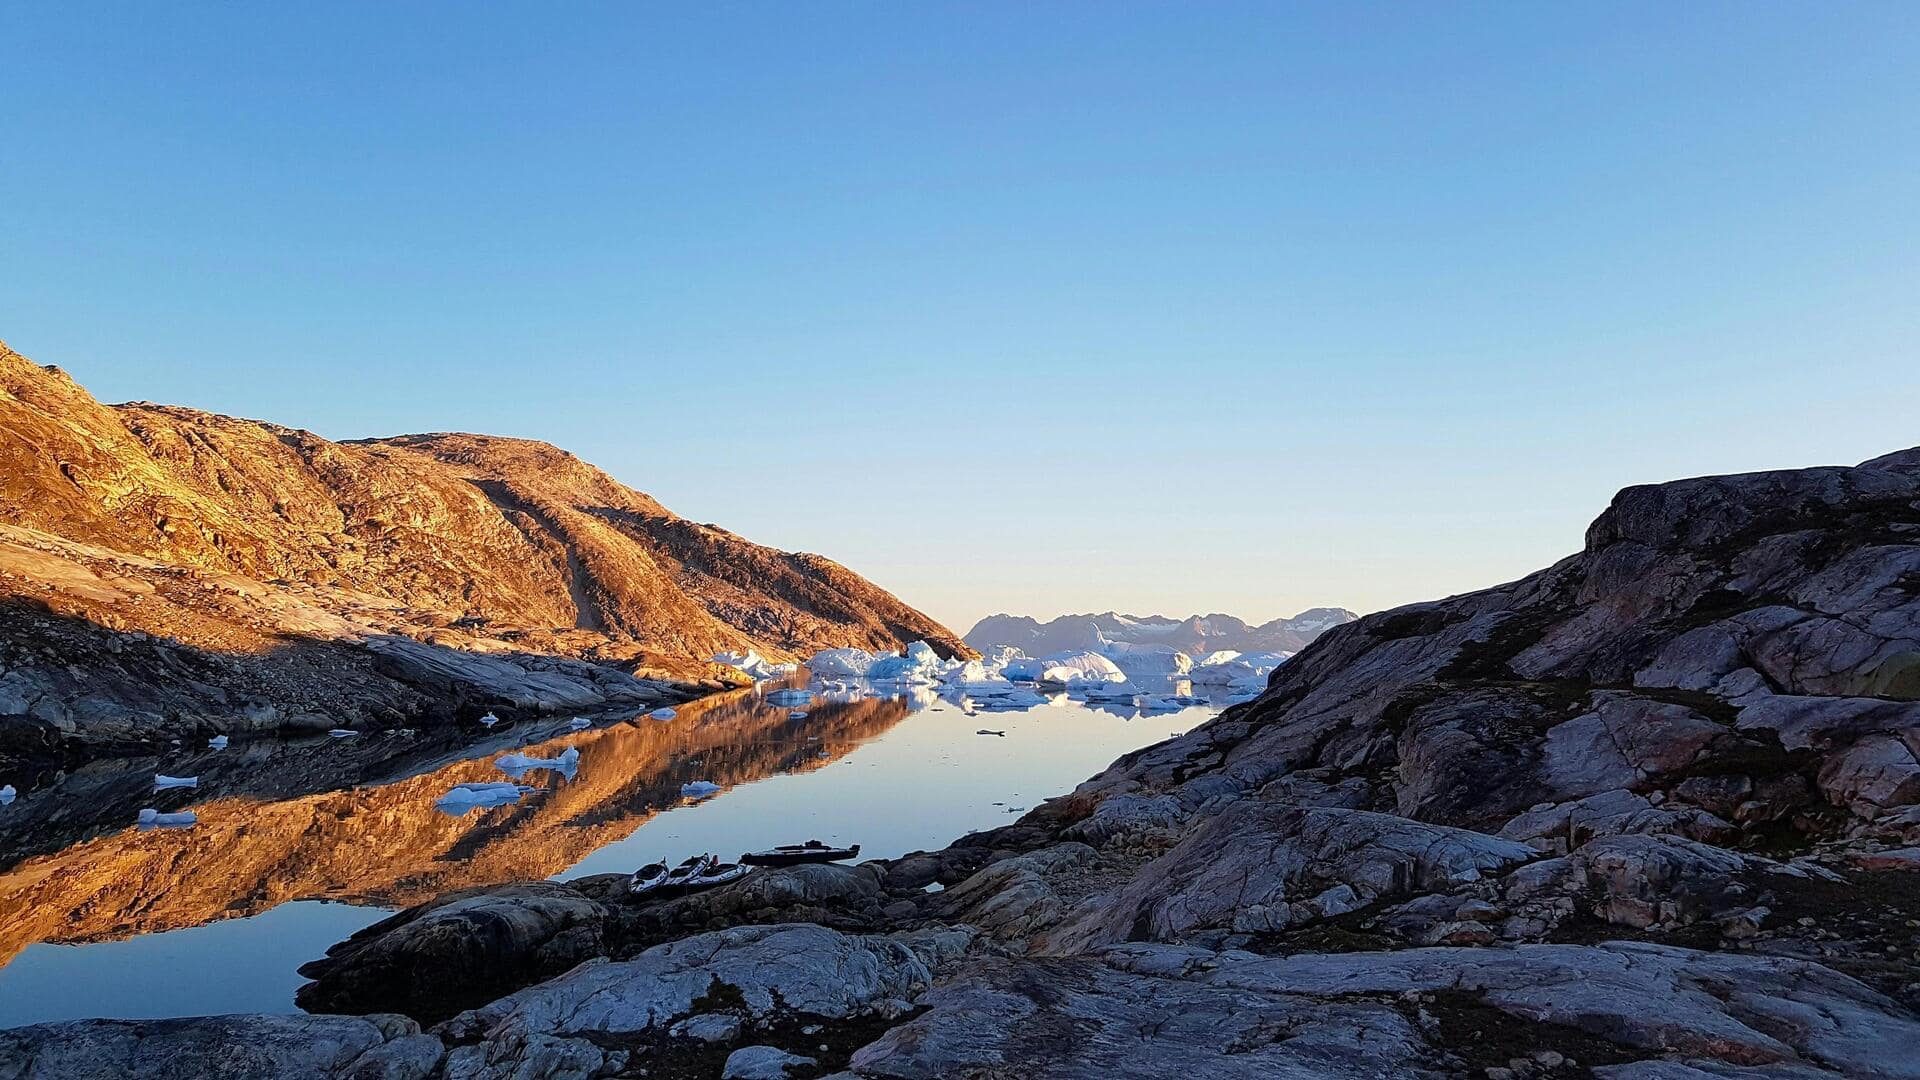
630;854;713;897
740;840;861;867
685;860;752;890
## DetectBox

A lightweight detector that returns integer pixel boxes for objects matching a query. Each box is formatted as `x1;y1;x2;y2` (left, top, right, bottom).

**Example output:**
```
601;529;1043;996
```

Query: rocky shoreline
8;447;1920;1078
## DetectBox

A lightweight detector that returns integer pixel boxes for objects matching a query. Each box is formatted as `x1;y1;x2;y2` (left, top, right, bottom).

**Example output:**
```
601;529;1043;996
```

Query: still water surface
0;678;1216;1027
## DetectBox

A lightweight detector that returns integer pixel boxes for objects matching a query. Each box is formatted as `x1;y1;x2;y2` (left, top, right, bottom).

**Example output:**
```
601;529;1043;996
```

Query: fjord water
0;678;1217;1027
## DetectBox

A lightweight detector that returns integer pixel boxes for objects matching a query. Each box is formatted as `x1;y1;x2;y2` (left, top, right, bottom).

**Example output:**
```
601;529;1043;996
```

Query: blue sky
3;3;1917;631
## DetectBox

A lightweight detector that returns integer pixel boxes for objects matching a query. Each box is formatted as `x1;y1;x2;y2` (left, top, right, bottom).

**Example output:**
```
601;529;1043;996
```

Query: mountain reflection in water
0;684;910;967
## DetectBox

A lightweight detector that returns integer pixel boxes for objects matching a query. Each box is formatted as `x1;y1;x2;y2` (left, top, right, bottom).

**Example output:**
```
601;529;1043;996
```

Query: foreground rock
0;1013;443;1079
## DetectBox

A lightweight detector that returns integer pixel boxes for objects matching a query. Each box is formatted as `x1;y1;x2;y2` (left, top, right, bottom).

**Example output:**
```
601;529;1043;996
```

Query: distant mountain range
963;608;1358;659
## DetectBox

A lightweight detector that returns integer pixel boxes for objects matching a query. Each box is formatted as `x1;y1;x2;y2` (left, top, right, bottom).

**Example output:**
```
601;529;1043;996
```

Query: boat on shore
740;840;861;867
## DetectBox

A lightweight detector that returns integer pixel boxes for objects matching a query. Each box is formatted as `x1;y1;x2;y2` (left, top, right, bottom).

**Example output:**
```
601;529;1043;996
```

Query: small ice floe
765;688;812;707
137;808;196;829
207;735;229;750
648;707;677;721
495;747;581;778
478;712;503;727
0;785;15;805
328;729;358;738
154;774;198;790
788;710;809;720
681;780;722;799
712;649;798;681
435;782;532;813
568;717;592;731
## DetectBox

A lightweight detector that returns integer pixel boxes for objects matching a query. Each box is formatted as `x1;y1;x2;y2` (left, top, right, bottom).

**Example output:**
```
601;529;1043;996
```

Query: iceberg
478;712;503;727
327;729;358;738
207;735;229;750
1101;642;1193;680
137;808;196;829
435;782;532;812
153;774;198;790
713;649;796;681
681;780;722;799
1189;651;1293;685
0;784;14;805
648;707;677;721
567;717;592;730
1004;650;1125;685
765;688;813;706
806;648;877;679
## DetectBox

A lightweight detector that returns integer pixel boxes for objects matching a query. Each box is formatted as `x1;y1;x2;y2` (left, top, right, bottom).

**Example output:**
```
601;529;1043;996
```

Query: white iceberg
1101;642;1193;680
680;780;722;799
806;648;877;679
435;782;532;812
207;735;229;750
478;712;503;727
567;717;592;730
764;688;813;706
0;784;15;805
713;649;797;681
154;774;198;790
1004;650;1126;685
1189;651;1293;685
137;808;196;829
648;707;677;721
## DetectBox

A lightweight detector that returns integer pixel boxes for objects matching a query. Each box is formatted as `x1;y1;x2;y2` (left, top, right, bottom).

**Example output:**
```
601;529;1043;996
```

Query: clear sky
3;4;1917;633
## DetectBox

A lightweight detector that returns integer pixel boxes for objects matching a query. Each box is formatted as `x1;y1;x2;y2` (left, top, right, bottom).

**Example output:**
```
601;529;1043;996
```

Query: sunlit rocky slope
0;341;965;765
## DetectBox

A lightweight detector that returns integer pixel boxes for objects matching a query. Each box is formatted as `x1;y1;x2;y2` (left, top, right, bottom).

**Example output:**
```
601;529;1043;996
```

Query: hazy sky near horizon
4;4;1918;632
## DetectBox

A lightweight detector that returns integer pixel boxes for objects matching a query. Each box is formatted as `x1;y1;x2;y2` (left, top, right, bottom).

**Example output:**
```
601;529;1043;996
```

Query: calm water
0;677;1216;1027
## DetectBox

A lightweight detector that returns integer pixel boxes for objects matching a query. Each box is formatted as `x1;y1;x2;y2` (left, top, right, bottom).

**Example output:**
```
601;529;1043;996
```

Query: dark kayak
740;840;861;867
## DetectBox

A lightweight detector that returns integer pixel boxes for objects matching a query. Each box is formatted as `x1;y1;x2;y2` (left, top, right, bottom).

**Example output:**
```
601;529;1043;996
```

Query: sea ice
681;780;722;799
435;782;531;812
137;808;196;829
154;774;198;790
207;735;228;750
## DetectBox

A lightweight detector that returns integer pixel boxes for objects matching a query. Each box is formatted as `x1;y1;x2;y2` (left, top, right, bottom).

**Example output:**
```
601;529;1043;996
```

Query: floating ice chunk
154;774;198;790
648;707;677;721
1075;681;1141;703
207;735;229;750
327;729;358;738
1135;694;1184;712
0;785;14;805
478;712;503;727
137;808;196;829
1191;650;1243;668
713;649;795;681
937;660;991;685
567;717;592;730
680;780;722;799
806;648;877;679
788;710;808;720
435;782;531;812
764;689;812;706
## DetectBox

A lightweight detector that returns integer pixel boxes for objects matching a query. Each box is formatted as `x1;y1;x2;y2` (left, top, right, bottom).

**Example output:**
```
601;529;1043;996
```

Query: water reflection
0;677;1219;1026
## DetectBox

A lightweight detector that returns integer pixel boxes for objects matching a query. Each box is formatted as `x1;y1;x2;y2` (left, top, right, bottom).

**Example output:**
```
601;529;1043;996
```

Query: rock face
965;607;1356;658
0;1013;443;1079
11;446;1920;1078
0;342;965;763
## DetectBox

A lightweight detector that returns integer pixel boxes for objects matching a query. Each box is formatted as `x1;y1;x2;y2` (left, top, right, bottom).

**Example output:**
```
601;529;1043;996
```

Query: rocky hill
965;607;1357;657
0;342;964;766
14;447;1920;1077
